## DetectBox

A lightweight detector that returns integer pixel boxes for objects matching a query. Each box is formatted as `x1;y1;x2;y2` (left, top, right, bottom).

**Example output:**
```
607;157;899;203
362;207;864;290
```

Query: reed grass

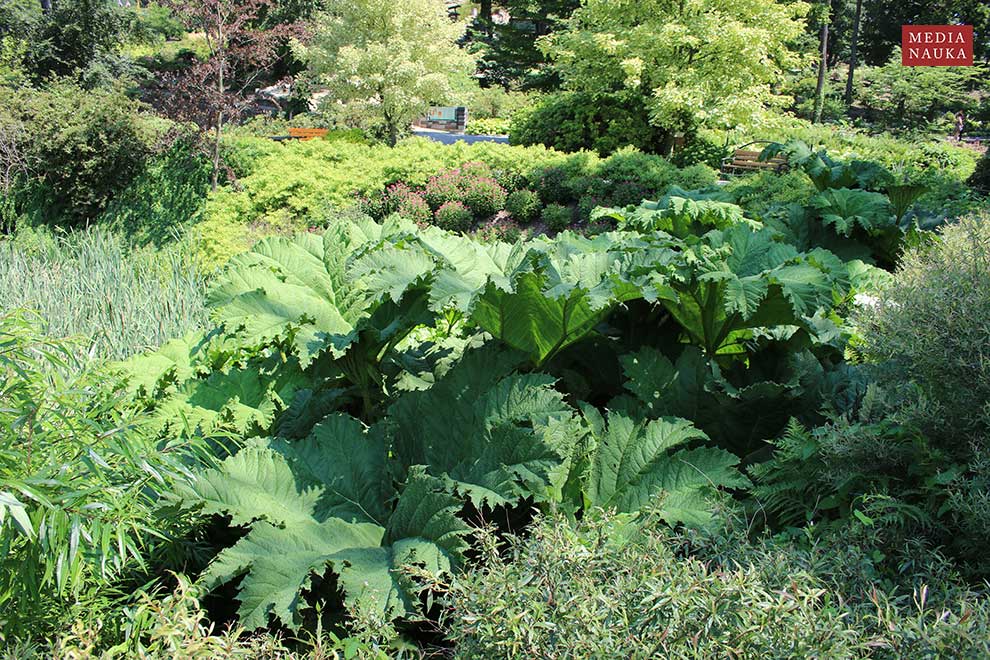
0;226;209;361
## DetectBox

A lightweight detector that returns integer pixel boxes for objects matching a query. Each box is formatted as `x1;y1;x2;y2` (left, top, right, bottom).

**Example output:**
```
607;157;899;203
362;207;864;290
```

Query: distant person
954;111;966;141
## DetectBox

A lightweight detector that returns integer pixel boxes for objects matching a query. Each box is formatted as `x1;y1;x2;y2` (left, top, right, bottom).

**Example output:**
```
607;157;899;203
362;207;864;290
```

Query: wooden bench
287;127;329;141
721;143;788;176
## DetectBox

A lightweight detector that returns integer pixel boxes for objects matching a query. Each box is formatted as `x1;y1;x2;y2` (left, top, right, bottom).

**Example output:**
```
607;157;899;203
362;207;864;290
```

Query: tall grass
0;227;209;360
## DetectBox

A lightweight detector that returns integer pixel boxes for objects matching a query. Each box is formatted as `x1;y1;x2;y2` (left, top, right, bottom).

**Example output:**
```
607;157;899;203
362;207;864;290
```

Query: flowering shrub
504;189;541;224
422;163;508;220
462;176;508;218
423;171;465;210
434;200;473;232
396;194;431;226
385;183;431;225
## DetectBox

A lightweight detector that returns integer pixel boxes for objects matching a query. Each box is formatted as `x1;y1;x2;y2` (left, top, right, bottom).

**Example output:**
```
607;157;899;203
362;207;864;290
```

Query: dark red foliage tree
158;0;301;189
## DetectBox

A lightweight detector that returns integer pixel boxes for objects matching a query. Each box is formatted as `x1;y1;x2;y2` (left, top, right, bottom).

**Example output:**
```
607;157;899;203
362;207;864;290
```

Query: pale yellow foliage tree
299;0;474;145
544;0;809;138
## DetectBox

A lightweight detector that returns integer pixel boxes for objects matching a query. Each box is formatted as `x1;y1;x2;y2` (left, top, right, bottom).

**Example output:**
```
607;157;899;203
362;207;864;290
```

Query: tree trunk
813;21;829;124
212;54;224;191
383;107;398;147
212;113;222;191
844;0;862;106
39;0;52;13
480;0;492;35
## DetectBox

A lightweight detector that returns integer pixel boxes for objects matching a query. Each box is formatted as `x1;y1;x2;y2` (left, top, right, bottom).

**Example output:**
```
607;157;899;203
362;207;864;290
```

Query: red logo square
902;25;974;66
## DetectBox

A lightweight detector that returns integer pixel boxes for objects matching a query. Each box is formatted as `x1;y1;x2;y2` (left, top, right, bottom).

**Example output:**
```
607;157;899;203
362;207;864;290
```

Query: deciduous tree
543;0;809;146
159;0;297;189
298;0;473;146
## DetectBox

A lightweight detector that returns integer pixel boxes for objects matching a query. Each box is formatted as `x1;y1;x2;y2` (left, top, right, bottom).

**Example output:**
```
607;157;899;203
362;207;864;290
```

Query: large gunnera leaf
153;364;306;437
388;345;575;507
810;188;894;237
596;192;751;237
176;419;469;630
617;345;826;455
580;407;749;525
207;223;371;366
352;228;650;366
633;225;850;356
470;246;643;366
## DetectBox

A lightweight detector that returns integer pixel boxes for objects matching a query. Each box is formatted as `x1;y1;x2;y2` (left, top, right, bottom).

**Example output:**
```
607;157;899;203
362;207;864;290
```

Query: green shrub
5;83;157;226
969;150;990;194
464;117;510;136
724;170;817;213
855;215;990;440
541;203;572;232
446;510;990;659
100;140;211;246
532;165;572;205
433;200;473;232
510;91;669;156
528;148;716;215
597;147;679;190
504;189;541;224
675;163;719;189
672;133;729;169
461;175;507;218
25;0;132;82
132;3;184;42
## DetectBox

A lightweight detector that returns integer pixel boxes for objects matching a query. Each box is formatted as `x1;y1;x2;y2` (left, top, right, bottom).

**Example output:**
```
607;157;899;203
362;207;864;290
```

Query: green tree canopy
543;0;809;134
856;49;983;128
298;0;474;145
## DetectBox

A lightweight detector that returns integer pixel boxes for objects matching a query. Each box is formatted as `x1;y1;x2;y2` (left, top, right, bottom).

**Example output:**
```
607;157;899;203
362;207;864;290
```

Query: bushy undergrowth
1;97;987;656
448;510;990;659
0;312;212;643
1;82;162;228
347;141;716;236
856;215;990;439
503;189;540;224
710;118;979;214
0;226;208;360
749;212;990;578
